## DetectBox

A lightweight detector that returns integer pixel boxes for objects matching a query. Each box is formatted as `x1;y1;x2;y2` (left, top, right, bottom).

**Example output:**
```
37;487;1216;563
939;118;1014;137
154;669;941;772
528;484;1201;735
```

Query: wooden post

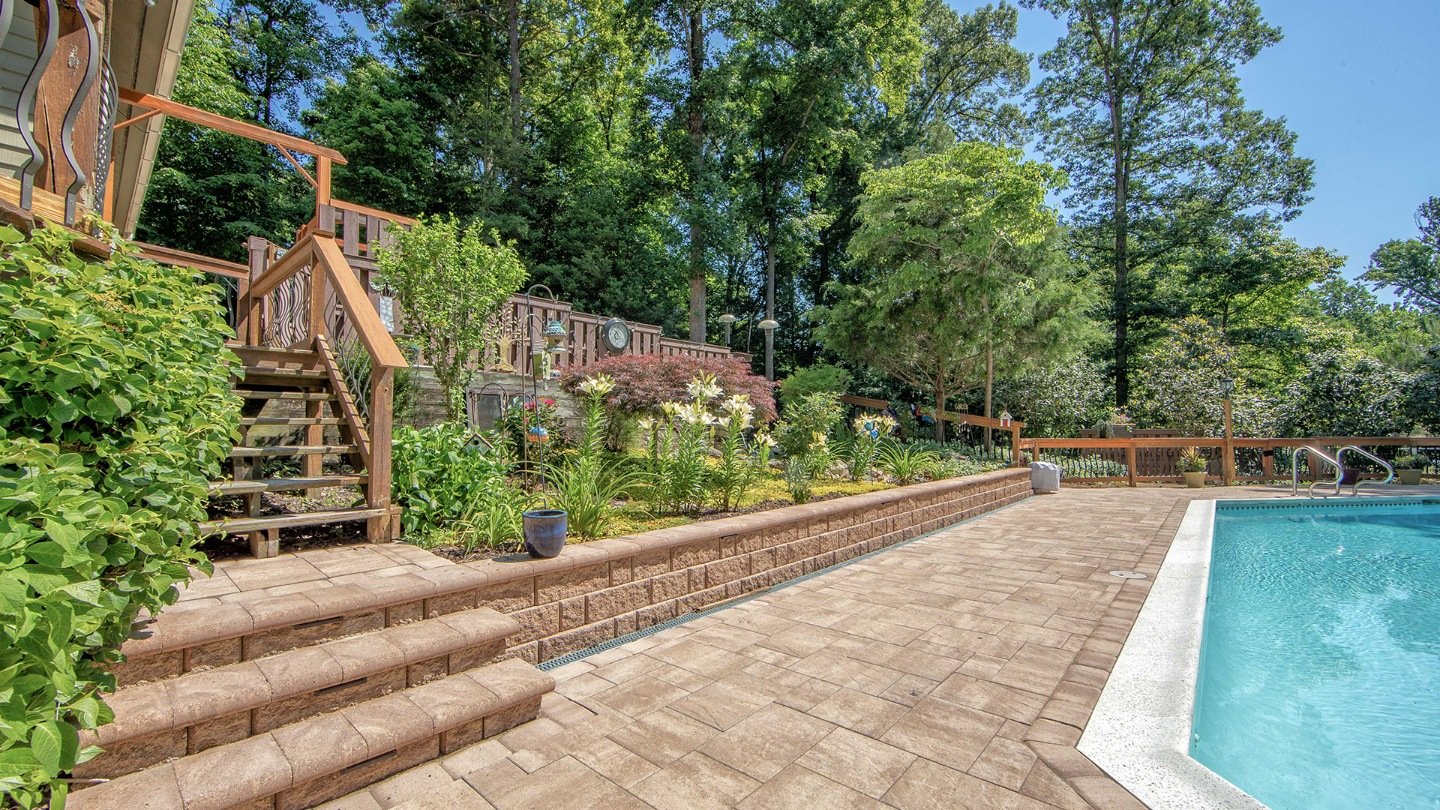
1261;440;1275;481
367;365;395;542
244;237;270;345
315;156;332;207
1222;398;1236;485
1011;426;1022;467
1125;444;1138;488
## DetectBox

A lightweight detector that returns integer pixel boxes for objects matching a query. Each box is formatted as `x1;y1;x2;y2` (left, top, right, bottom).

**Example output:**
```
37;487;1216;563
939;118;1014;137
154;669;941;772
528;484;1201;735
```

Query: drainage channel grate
537;497;1030;671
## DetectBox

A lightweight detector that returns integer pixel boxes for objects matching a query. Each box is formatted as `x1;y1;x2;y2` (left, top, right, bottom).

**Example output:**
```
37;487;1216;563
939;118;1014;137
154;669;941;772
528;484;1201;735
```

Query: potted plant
522;508;568;558
1394;453;1426;486
1177;448;1208;488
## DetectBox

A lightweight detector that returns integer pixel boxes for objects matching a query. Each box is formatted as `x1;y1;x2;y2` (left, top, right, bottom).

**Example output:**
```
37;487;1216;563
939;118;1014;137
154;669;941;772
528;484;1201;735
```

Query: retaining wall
462;468;1034;663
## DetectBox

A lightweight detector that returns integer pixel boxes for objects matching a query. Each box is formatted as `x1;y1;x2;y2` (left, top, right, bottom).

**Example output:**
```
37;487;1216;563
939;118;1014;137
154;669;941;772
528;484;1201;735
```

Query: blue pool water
1192;498;1440;809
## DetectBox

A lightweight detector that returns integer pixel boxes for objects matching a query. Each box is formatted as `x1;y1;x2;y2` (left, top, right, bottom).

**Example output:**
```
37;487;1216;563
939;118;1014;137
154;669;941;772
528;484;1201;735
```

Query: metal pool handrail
1294;445;1396;497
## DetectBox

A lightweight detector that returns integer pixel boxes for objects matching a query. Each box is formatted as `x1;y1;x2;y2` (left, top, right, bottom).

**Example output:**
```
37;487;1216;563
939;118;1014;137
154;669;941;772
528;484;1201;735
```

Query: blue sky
998;0;1440;286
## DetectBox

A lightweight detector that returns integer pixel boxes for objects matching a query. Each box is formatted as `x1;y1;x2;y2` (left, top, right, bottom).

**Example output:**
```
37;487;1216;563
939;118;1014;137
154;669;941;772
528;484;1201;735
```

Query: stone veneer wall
465;468;1033;663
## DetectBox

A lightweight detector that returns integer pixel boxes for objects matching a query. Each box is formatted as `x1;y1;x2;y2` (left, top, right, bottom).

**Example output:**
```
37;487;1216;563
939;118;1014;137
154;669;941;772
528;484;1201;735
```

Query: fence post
1125;444;1138;487
367;364;395;542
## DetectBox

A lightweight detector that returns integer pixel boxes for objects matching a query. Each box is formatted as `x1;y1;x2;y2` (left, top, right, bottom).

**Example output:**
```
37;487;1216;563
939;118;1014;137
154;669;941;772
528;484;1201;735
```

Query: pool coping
1077;498;1266;809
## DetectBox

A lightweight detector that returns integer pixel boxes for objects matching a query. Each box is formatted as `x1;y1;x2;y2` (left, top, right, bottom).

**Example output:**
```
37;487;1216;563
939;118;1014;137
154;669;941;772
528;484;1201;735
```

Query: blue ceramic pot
523;509;567;558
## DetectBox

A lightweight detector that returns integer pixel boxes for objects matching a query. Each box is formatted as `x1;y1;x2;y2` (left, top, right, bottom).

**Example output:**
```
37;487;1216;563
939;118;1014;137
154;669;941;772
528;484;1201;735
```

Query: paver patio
318;485;1315;810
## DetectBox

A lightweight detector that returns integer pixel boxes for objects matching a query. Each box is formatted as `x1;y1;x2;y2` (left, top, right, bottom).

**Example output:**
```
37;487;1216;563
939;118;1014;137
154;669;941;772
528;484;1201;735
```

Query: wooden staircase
69;569;553;810
204;338;398;558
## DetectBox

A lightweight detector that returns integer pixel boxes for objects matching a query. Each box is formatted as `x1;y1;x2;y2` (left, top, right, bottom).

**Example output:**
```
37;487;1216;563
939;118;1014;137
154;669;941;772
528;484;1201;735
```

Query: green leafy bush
779;364;852;407
0;225;239;807
775;391;843;459
391;422;523;549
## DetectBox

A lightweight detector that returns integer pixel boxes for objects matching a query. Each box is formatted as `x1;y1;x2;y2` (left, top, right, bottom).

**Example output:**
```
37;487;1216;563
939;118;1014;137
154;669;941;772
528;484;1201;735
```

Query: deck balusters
16;0;58;212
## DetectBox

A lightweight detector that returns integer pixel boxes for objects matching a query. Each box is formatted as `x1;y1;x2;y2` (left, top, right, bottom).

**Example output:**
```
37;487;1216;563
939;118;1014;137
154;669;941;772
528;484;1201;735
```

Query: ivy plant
0;224;239;807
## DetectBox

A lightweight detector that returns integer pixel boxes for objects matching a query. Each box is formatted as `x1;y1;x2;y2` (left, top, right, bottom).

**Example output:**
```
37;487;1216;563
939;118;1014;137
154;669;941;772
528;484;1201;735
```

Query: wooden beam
134;240;249;279
117;87;348;164
313;237;408;369
112;107;163;132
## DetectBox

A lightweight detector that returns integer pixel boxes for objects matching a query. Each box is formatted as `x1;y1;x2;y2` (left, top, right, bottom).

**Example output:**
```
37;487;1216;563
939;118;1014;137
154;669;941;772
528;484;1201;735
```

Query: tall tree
815;143;1091;440
1025;0;1313;405
220;0;358;129
1365;196;1440;313
137;0;313;259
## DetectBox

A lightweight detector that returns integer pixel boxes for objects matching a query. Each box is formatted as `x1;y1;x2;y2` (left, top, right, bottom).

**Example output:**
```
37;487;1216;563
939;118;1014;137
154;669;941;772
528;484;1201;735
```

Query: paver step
238;390;336;402
112;566;490;687
210;475;368;496
77;608;522;782
69;659;553;810
230;444;357;458
200;507;384;536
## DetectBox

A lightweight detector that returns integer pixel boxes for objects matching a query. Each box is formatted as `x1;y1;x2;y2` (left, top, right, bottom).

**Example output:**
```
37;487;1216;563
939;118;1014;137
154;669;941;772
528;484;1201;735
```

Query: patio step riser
77;635;509;781
70;660;552;810
112;570;491;687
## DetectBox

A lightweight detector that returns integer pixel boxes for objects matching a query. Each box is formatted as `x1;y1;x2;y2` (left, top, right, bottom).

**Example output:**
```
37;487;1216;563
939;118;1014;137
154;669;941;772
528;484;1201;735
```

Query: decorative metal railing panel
260;264;312;348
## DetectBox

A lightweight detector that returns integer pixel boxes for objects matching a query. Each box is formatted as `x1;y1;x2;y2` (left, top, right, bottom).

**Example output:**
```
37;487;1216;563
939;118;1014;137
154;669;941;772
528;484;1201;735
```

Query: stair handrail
1293;445;1341;497
1337;445;1396;494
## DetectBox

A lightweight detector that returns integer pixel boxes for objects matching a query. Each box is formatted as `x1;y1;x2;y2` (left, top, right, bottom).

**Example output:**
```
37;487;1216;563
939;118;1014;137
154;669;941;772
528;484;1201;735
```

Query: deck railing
1020;436;1440;486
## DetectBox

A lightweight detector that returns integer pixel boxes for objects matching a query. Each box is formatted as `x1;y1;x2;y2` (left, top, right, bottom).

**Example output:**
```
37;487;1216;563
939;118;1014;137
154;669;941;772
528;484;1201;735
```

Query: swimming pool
1192;498;1440;809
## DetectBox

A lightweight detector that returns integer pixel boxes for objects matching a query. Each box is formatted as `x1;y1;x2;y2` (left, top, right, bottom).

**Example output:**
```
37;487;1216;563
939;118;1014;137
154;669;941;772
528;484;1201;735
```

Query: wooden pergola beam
117;87;347;164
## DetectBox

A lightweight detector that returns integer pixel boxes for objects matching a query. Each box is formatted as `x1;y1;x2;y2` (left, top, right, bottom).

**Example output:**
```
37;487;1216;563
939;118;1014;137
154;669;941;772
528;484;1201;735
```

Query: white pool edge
1078;499;1267;810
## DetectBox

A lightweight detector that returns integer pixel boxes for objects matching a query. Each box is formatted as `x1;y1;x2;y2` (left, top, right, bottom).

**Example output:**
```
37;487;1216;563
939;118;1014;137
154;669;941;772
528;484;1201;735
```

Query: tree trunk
1106;11;1130;407
764;212;777;380
984;340;994;451
507;0;522;144
933;373;946;443
685;2;706;343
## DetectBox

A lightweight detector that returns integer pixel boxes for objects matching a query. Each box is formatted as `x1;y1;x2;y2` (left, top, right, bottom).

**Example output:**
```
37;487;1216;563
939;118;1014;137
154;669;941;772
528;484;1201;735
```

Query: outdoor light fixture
1220;376;1235;397
543;319;568;352
758;319;780;331
719;313;737;347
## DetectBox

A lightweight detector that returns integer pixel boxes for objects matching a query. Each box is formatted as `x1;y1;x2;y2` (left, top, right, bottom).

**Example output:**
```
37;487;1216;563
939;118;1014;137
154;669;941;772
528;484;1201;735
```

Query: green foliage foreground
0;226;239;806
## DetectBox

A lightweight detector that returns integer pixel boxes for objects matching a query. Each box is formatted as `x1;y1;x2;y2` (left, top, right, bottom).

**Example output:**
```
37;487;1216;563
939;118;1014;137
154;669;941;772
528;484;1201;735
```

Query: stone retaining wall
466;468;1033;663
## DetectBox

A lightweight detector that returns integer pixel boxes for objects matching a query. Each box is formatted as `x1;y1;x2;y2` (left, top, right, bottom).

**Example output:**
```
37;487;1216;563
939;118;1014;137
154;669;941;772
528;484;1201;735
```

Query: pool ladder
1292;445;1395;498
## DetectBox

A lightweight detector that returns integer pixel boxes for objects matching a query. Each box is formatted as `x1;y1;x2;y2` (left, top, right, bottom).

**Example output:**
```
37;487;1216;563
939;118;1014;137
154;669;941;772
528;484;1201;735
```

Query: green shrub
391;422;522;547
0;224;239;807
877;442;940;484
775;391;844;460
545;375;636;540
779;364;852;407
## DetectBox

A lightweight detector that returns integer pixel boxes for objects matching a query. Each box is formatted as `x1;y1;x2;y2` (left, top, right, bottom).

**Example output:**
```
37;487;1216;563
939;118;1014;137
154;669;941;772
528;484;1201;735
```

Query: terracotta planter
1182;471;1207;489
1397;469;1423;485
523;509;567;558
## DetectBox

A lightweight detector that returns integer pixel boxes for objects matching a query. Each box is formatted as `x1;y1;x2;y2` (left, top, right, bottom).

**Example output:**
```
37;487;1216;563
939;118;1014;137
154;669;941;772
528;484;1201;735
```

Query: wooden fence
1019;436;1440;486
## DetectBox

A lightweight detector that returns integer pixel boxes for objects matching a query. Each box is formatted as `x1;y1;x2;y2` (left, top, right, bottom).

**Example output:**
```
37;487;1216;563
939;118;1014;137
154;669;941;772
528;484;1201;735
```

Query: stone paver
348;486;1324;808
172;543;449;610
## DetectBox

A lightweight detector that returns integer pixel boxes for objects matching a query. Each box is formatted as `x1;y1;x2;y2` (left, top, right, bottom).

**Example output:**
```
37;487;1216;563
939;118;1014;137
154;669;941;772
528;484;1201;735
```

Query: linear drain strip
537;496;1026;671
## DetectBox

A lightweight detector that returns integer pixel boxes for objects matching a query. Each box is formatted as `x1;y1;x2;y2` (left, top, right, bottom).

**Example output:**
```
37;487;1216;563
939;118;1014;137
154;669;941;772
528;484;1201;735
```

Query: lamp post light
1220;376;1236;485
719;313;736;347
758;318;779;380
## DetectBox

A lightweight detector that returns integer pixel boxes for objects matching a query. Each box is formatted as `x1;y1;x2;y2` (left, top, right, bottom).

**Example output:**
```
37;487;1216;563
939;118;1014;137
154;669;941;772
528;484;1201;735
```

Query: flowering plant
713;394;766;510
846;412;897;481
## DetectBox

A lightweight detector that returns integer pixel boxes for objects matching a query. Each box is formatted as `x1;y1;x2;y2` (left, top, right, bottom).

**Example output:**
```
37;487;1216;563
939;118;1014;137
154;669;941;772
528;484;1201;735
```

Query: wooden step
240;416;345;427
238;390;336;402
200;507;383;537
76;608;522;782
112;567;490;688
230;444;357;458
236;367;330;387
210;475;367;496
228;344;319;368
69;659;553;810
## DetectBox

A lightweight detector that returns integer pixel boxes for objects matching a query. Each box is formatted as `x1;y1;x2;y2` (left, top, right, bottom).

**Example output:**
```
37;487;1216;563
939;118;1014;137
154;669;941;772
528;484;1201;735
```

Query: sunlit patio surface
294;485;1366;810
